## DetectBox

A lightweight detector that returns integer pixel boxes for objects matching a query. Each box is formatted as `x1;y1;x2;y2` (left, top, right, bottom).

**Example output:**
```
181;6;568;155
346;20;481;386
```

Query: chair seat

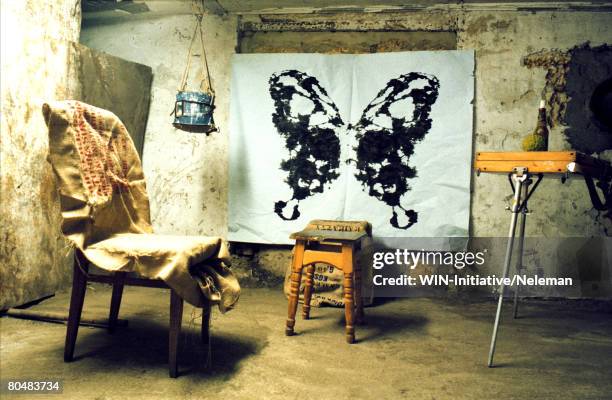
84;233;231;306
88;233;227;267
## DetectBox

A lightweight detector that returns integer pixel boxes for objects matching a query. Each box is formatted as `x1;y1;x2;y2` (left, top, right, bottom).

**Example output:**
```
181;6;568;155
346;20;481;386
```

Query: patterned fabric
72;101;131;199
43;100;239;310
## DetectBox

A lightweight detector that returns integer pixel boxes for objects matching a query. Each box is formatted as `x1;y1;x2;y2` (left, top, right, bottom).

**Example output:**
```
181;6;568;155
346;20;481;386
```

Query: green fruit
521;134;547;151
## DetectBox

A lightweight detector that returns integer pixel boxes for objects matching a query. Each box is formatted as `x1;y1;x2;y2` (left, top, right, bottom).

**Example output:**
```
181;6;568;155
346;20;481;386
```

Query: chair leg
64;251;89;362
302;264;315;320
201;304;212;369
342;244;355;344
201;304;211;345
286;241;305;336
108;272;126;334
169;289;183;378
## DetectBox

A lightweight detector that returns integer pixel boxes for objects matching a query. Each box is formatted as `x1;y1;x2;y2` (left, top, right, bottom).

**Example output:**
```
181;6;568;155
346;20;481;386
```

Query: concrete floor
1;285;611;400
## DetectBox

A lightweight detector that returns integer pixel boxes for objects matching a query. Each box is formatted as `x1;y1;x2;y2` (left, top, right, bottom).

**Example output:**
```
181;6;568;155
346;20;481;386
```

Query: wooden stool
285;220;371;343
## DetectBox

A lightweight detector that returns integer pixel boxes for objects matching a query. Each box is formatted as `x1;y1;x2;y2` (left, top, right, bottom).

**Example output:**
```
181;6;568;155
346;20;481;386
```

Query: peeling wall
67;43;153;157
81;6;612;296
0;0;81;309
81;13;237;238
0;1;154;309
522;44;612;154
460;11;612;239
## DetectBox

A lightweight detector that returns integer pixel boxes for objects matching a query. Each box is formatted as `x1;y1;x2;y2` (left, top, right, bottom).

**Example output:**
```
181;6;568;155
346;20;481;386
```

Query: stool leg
344;272;355;344
342;244;355;344
354;259;365;325
302;264;315;320
286;241;305;336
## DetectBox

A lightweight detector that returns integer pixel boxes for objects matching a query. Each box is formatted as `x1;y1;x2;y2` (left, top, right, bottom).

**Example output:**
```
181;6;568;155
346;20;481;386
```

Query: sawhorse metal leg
512;182;530;319
487;172;525;367
488;169;542;367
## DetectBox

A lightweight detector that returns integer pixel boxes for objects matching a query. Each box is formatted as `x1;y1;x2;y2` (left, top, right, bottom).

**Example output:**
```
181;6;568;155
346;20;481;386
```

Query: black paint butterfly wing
351;72;440;229
269;70;344;220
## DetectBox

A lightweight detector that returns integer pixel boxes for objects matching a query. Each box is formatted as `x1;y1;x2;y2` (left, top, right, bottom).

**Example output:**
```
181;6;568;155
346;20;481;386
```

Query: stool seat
290;229;368;242
285;220;371;343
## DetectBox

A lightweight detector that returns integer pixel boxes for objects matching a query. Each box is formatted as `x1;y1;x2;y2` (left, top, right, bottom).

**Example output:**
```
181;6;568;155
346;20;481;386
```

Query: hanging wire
197;15;215;98
178;19;200;91
178;13;215;99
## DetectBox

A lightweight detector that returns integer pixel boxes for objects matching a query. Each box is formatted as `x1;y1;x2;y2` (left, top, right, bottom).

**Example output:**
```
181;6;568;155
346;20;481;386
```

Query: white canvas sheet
229;51;474;244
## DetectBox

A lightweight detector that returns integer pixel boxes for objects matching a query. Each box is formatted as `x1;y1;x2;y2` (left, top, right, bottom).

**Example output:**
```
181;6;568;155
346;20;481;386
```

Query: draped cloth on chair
43;100;239;311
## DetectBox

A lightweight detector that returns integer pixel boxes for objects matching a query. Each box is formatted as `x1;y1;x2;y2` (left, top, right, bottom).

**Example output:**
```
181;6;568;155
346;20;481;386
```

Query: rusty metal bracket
507;171;543;213
584;174;612;211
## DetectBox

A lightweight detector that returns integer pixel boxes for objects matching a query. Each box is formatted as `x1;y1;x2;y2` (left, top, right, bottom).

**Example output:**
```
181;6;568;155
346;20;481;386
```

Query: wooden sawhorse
475;151;611;367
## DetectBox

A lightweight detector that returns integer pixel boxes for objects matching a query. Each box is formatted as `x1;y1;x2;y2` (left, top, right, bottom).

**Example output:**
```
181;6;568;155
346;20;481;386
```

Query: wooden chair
42;101;232;379
285;220;370;343
65;249;211;378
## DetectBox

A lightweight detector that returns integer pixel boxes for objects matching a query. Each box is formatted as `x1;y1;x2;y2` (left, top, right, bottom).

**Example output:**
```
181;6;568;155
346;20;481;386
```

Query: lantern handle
197;15;215;96
178;14;215;96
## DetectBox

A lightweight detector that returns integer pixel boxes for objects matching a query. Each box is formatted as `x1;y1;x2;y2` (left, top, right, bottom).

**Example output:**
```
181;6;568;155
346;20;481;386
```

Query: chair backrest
43;100;153;248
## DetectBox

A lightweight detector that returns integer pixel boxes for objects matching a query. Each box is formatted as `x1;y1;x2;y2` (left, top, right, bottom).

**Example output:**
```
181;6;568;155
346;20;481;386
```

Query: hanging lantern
173;14;217;134
174;91;215;129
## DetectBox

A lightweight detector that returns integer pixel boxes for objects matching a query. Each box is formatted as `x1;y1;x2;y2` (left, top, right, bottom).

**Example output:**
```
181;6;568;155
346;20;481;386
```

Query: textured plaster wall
459;11;612;238
241;10;612;296
460;11;612;297
0;0;81;309
67;43;153;157
0;2;153;309
81;13;237;238
81;6;611;295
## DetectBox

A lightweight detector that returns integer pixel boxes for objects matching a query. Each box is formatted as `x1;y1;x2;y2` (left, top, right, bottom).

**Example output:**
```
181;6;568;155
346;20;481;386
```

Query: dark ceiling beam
82;0;150;14
214;0;612;14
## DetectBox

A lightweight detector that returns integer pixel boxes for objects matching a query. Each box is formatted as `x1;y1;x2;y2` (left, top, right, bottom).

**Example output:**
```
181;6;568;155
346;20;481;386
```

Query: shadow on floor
66;315;266;378
333;312;429;343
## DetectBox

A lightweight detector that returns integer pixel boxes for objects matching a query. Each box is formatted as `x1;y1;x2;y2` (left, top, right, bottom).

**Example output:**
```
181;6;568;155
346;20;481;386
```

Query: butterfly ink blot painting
229;51;474;244
269;70;440;230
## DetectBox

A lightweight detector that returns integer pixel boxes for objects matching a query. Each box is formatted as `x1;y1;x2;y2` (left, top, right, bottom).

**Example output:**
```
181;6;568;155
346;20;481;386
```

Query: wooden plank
88;274;169;289
302;248;344;267
304;219;371;234
475;151;610;177
5;308;128;328
290;229;367;242
474;160;570;173
475;151;577;161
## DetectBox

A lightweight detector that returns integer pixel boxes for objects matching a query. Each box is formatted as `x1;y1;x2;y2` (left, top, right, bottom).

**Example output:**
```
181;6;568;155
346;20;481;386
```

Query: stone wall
81;11;236;238
0;1;154;309
81;4;612;296
0;0;81;309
